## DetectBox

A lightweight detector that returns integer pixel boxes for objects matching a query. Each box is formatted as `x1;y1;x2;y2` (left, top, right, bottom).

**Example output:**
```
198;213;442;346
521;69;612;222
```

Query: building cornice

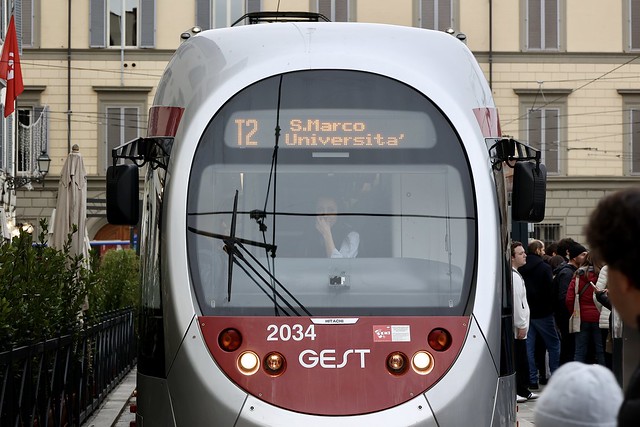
546;176;640;190
92;86;153;93
513;88;573;96
23;48;176;62
23;85;46;93
474;51;640;65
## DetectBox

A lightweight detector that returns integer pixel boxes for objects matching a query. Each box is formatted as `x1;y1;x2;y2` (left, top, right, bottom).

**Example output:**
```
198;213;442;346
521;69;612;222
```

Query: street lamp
5;150;51;189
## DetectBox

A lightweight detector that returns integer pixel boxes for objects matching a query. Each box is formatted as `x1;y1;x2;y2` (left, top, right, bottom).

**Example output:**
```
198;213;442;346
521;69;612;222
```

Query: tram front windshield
186;70;476;316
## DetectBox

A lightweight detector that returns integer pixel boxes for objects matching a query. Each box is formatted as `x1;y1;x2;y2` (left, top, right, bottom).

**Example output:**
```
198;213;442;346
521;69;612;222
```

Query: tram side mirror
511;161;547;223
107;164;140;225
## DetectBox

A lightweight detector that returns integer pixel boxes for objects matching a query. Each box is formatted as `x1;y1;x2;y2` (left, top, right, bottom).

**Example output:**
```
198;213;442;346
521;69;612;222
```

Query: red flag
0;16;24;117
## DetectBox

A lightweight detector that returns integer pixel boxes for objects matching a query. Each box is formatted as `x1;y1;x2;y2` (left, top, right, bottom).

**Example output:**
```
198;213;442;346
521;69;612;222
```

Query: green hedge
0;219;139;352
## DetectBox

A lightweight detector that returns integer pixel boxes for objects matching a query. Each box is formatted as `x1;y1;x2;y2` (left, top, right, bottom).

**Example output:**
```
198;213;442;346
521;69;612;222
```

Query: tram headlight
386;352;409;375
411;351;434;375
238;351;260;375
427;328;452;352
218;328;242;352
263;352;287;376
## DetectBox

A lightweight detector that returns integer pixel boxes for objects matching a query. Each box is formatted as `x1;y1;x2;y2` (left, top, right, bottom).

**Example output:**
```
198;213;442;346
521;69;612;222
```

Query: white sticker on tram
310;318;359;325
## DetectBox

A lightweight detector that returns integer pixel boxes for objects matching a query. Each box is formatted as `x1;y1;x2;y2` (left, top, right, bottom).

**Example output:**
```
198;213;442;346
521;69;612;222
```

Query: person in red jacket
565;253;605;365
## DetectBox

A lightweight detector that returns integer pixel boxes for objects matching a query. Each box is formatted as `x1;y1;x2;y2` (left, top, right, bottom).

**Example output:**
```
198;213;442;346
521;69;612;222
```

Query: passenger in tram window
314;195;359;258
585;188;640;426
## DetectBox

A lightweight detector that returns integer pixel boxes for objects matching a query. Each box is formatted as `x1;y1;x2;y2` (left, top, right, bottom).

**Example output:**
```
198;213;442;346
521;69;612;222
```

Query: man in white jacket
512;241;539;402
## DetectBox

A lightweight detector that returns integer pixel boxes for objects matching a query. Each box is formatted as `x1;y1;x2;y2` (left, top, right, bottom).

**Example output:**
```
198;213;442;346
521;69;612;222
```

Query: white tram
107;13;546;426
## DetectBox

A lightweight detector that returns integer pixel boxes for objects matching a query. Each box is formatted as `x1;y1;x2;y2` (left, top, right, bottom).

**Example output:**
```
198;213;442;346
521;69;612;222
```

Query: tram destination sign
225;109;436;149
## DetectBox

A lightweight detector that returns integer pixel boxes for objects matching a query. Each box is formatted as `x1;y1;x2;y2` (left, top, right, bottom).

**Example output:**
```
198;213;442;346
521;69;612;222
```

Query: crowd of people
511;187;640;426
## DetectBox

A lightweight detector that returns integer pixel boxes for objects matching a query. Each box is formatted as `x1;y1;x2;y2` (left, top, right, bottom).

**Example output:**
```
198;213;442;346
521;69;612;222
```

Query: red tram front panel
199;316;470;416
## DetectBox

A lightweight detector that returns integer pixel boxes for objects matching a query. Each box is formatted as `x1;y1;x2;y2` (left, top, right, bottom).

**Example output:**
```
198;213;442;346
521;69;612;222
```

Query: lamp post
6;151;51;189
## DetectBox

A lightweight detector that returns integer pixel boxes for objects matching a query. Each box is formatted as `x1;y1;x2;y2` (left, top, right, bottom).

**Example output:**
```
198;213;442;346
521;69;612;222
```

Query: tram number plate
266;324;317;341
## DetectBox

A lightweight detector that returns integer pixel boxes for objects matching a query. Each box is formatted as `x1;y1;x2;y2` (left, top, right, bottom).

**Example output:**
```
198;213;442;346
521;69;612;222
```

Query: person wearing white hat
534;361;622;427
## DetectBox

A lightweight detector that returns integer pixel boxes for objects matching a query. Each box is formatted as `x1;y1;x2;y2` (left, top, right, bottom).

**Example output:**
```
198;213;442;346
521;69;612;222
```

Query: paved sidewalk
82;367;137;427
516;384;545;426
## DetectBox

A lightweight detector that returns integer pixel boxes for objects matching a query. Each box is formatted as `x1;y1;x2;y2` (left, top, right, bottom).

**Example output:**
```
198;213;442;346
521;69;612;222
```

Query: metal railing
0;308;136;427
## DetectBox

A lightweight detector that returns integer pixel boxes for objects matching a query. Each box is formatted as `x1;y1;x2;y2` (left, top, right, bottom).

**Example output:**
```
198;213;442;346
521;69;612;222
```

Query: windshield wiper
187;192;311;316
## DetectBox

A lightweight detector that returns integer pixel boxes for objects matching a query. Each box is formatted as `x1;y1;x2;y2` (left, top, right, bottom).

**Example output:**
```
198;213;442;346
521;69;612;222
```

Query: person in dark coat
552;241;588;365
585;188;640;426
519;239;561;388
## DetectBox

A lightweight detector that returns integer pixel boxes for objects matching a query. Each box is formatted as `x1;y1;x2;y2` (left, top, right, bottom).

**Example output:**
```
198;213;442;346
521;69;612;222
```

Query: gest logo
298;349;371;369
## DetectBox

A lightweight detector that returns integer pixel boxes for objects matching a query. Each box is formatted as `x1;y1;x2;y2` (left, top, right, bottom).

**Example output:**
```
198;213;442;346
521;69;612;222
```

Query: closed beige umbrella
51;144;88;260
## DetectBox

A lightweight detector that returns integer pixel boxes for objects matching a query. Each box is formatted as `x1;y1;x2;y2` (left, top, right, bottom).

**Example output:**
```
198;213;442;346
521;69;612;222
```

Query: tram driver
313;195;360;258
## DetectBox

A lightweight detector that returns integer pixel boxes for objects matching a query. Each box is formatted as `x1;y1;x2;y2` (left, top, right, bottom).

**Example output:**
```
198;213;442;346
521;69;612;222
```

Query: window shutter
139;0;156;48
437;0;452;31
247;0;261;13
0;2;5;42
334;0;349;22
544;0;558;49
20;0;33;47
632;109;640;173
318;0;332;20
527;0;541;49
124;107;139;143
632;0;640;49
90;0;107;48
528;109;542;151
196;0;212;30
7;115;13;175
106;107;121;170
544;108;559;173
421;0;435;29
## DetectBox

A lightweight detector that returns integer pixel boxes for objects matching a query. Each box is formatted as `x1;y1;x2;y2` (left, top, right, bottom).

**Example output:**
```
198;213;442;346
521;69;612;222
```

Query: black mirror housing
512;161;547;223
107;164;139;225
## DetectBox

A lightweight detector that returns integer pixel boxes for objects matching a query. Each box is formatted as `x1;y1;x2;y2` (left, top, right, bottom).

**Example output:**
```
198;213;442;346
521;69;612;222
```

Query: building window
524;0;561;51
17;106;48;174
527;108;560;174
19;0;34;48
630;108;640;174
108;0;137;46
312;0;354;22
414;0;454;31
533;223;561;247
196;0;262;30
90;0;155;48
515;89;570;175
629;0;640;50
105;106;140;171
618;90;640;175
95;86;150;174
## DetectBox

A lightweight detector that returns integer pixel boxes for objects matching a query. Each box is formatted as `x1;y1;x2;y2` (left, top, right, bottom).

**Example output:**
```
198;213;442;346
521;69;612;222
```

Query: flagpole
13;100;17;179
